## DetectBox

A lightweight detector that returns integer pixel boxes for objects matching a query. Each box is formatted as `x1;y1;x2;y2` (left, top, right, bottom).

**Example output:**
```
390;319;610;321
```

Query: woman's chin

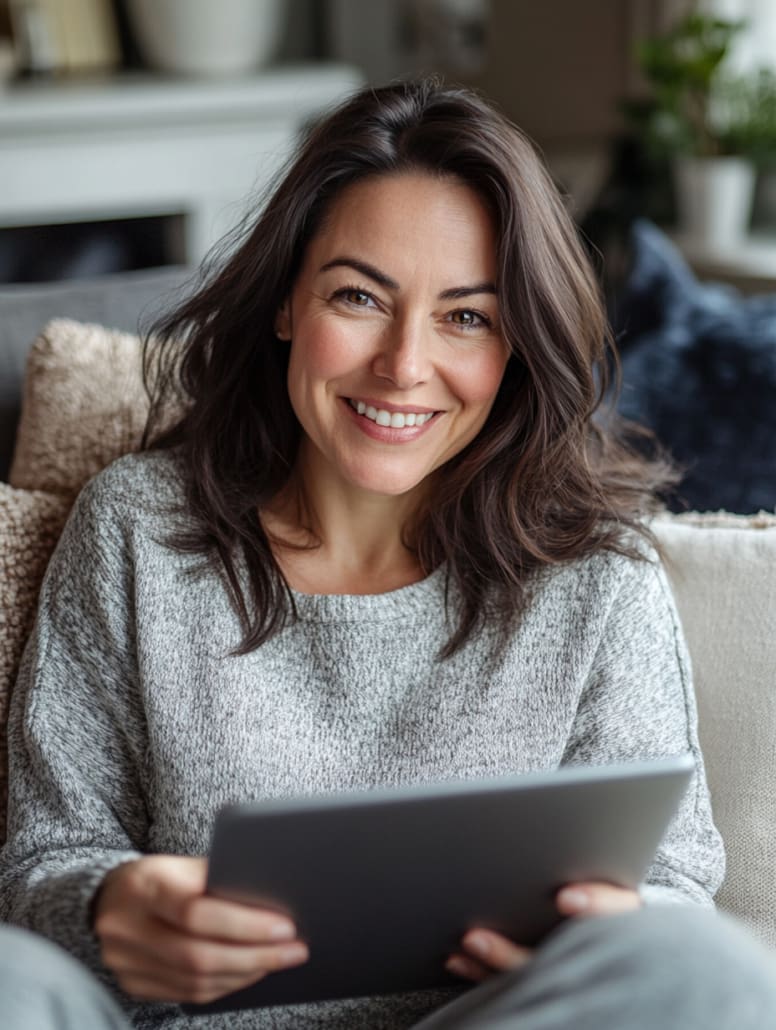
340;465;430;501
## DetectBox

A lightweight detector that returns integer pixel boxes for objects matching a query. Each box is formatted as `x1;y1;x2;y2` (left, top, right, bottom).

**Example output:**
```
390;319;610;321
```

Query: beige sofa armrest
653;511;776;946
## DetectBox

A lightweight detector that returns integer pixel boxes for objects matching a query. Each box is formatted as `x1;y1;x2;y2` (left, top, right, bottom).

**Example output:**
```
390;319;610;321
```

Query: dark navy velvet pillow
612;220;776;514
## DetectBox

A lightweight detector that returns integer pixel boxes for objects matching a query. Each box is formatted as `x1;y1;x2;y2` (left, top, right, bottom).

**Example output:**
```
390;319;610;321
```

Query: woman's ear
275;300;291;341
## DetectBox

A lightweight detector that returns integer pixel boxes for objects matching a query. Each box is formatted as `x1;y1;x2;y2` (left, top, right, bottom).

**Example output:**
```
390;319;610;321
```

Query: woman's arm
560;546;725;907
0;474;148;976
0;468;311;1005
447;545;724;981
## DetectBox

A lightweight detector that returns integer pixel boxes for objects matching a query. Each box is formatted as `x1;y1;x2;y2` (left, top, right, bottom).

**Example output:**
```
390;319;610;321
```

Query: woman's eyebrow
320;257;496;301
438;283;497;300
319;257;399;290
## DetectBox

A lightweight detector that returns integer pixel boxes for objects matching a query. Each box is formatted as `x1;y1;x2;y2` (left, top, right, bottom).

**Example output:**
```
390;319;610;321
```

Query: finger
556;882;642;917
110;939;308;1002
106;928;309;981
117;968;265;1005
117;965;264;1003
461;929;532;972
139;859;296;942
445;952;492;983
163;895;297;943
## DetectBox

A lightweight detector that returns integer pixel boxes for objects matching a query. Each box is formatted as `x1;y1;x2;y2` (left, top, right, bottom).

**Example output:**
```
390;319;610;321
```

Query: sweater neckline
288;565;448;622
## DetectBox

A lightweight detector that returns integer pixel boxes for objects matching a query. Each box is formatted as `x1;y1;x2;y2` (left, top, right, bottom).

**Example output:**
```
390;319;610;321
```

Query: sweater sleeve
562;549;725;908
0;471;147;978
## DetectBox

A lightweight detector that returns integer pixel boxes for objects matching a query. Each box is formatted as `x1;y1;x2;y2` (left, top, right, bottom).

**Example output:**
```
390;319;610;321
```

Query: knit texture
0;450;724;1029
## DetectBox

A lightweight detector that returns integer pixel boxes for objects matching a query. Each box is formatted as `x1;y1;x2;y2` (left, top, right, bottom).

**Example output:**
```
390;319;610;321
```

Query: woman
1;78;774;1030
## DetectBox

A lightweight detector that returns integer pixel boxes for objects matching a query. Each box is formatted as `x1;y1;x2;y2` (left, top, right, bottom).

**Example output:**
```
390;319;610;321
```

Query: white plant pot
673;157;756;252
126;0;283;77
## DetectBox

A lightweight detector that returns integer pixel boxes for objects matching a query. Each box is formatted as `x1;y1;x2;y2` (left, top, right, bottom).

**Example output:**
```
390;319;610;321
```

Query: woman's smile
343;396;442;443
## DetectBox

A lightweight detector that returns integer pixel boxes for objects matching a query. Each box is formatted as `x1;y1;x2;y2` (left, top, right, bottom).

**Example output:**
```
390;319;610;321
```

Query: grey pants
4;907;776;1030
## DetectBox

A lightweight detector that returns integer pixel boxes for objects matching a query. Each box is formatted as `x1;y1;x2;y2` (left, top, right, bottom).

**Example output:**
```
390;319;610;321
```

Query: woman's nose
371;318;433;389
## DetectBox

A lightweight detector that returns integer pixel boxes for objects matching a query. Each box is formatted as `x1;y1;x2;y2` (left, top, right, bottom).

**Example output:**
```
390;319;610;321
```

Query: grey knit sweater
0;451;724;1029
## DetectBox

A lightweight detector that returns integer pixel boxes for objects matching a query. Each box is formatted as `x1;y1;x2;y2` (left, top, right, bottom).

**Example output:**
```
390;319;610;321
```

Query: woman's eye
449;309;491;329
335;287;373;307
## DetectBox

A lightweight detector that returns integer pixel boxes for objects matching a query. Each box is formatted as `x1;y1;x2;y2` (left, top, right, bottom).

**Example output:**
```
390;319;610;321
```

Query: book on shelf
10;0;121;74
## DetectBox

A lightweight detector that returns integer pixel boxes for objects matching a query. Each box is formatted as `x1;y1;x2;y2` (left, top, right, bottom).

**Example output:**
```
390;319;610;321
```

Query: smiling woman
2;78;776;1030
141;77;675;650
272;172;509;591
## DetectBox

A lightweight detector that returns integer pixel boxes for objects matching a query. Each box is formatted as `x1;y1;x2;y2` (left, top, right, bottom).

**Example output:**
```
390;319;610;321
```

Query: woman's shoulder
72;448;187;529
537;529;665;609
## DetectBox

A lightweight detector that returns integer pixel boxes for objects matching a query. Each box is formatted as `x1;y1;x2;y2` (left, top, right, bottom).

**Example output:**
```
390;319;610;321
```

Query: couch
0;266;191;481
1;269;775;954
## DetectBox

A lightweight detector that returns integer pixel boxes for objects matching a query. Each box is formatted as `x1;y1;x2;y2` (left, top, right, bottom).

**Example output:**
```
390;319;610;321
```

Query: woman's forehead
301;171;498;288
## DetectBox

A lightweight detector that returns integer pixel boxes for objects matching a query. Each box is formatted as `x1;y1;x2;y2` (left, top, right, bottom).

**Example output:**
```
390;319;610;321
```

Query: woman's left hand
445;882;642;983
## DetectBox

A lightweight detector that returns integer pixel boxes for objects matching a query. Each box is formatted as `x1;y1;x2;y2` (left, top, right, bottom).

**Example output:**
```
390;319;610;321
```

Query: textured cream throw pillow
653;512;776;947
9;318;150;496
0;484;72;842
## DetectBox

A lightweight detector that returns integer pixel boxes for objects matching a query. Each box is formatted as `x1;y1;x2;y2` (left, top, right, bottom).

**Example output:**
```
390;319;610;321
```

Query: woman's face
278;171;509;502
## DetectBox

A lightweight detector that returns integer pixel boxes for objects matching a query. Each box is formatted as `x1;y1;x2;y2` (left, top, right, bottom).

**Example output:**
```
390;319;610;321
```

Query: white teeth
348;399;435;428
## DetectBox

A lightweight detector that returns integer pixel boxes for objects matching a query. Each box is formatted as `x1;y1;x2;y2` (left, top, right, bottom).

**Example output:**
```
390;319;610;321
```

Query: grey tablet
188;754;693;1014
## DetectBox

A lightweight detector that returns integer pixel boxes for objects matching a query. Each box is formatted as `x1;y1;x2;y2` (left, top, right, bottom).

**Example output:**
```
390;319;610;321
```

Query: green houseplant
631;11;770;250
634;12;745;158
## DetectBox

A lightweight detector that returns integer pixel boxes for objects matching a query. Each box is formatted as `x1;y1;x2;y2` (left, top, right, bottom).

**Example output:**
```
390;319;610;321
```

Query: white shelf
0;65;362;131
0;64;363;264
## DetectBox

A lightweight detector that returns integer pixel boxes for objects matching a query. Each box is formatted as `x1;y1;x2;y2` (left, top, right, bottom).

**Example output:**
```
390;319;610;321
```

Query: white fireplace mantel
0;64;362;265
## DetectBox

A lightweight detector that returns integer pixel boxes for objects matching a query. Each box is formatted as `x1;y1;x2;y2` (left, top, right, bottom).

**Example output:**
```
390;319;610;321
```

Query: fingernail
464;932;490;958
281;942;309;965
269;921;295;940
559;887;589;911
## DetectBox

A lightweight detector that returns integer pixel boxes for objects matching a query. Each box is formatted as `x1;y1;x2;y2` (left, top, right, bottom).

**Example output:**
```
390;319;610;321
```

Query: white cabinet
0;65;362;265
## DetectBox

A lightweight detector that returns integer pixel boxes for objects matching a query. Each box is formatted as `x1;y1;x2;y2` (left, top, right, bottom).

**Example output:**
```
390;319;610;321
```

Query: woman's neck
261;468;429;596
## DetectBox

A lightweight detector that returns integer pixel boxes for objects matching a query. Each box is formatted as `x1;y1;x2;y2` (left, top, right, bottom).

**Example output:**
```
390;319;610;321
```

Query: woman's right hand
93;855;309;1004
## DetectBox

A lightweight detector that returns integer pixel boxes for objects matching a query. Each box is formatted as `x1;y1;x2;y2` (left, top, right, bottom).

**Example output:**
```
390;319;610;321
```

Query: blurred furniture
653;510;776;948
0;266;190;480
0;65;361;271
612;220;776;515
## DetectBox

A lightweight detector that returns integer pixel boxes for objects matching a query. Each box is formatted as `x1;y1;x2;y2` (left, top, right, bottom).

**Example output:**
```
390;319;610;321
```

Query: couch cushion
0;266;190;482
9;319;152;496
10;318;187;497
0;484;72;842
615;220;776;514
653;511;776;946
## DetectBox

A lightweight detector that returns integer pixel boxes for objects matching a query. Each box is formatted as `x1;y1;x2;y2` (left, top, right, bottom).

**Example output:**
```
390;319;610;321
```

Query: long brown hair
143;77;675;657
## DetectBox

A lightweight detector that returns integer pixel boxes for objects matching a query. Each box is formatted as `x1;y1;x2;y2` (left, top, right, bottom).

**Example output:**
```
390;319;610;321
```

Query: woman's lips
342;397;440;442
347;398;439;428
348;396;438;416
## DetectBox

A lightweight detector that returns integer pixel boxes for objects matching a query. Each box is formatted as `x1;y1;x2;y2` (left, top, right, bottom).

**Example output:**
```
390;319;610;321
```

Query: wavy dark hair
143;77;675;658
